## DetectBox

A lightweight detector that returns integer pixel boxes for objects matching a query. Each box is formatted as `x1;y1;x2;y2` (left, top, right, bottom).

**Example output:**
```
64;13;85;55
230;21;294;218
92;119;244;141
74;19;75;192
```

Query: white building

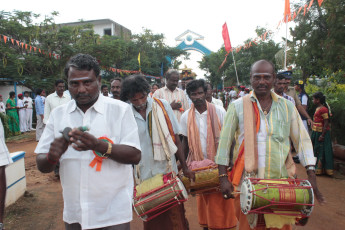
60;19;131;40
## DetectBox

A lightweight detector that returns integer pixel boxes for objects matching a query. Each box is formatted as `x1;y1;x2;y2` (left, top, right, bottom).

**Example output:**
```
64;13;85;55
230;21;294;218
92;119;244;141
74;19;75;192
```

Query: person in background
110;78;122;100
44;79;71;125
0;118;13;230
17;93;28;133
205;83;223;107
23;91;34;131
101;84;110;97
183;77;194;107
153;69;189;123
6;91;20;136
311;92;334;176
244;88;250;95
41;90;46;104
274;75;295;105
35;88;45;141
0;96;6;114
294;80;309;132
229;87;237;103
237;86;246;98
149;83;159;98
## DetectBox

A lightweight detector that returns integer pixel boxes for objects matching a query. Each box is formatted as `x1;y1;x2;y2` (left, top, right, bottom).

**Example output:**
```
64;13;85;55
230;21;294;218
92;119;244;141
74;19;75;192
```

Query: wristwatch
306;165;316;171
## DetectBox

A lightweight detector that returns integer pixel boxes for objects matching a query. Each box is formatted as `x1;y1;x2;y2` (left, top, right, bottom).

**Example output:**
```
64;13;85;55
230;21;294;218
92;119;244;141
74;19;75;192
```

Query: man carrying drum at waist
180;79;238;230
215;60;325;230
120;75;192;230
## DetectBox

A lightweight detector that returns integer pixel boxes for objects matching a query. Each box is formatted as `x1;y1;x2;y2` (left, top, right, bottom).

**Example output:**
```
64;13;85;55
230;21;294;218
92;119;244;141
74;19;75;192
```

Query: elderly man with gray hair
153;69;189;122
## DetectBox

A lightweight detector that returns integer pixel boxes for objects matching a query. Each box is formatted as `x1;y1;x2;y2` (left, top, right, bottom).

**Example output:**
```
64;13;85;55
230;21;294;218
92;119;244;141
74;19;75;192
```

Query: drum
133;173;188;222
181;166;220;195
240;178;314;217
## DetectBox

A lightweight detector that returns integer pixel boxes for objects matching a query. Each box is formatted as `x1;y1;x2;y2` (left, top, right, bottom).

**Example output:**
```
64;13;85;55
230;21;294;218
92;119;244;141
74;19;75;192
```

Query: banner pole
231;50;240;85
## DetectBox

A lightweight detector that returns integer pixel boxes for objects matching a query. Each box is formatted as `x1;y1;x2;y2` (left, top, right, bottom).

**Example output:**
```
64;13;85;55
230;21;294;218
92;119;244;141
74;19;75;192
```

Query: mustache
76;93;91;98
192;99;204;104
133;102;147;110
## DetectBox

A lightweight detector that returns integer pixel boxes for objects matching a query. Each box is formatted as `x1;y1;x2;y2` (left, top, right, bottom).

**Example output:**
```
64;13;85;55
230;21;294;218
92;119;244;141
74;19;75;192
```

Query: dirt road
4;135;345;230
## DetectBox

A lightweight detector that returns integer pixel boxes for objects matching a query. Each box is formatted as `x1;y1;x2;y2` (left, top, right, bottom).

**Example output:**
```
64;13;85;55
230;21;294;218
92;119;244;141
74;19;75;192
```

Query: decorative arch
175;30;212;56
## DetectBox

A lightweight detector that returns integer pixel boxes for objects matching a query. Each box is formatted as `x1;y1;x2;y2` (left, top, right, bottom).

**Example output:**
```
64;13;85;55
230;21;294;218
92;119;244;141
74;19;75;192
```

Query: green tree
290;0;345;79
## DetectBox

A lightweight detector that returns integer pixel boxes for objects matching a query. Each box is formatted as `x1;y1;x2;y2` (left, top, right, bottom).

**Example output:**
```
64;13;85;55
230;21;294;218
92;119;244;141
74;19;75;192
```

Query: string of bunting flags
105;67;161;79
0;34;61;59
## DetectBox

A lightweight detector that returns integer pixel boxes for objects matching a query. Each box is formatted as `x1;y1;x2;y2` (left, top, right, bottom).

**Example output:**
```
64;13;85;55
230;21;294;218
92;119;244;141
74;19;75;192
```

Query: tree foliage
290;0;345;79
0;11;186;93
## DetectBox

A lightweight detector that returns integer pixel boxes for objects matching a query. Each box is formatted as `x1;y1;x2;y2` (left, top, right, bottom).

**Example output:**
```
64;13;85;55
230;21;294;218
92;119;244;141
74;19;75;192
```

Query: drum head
240;178;253;214
176;177;189;200
301;180;314;216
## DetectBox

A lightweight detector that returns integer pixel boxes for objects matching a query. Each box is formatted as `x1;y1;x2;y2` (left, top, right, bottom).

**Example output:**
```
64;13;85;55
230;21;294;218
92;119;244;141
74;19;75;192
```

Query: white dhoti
26;108;33;130
19;109;27;132
36;115;45;141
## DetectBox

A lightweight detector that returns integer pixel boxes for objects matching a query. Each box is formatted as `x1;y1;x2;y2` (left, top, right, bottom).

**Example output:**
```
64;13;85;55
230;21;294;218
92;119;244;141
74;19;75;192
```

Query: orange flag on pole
222;23;232;53
284;0;291;23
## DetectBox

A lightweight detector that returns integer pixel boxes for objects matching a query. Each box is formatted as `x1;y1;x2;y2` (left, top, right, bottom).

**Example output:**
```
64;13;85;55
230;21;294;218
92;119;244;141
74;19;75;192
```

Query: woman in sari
311;92;333;176
6;91;20;136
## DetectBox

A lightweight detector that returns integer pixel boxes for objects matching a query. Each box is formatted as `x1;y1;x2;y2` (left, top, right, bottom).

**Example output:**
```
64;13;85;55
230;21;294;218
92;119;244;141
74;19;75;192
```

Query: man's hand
307;170;326;205
307;118;313;127
318;135;325;142
170;100;182;110
48;137;69;162
40;114;44;119
68;128;101;152
220;177;235;199
182;168;195;182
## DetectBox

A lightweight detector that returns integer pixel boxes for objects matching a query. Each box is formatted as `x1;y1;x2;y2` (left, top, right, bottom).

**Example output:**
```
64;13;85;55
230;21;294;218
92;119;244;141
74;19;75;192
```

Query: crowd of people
0;53;334;230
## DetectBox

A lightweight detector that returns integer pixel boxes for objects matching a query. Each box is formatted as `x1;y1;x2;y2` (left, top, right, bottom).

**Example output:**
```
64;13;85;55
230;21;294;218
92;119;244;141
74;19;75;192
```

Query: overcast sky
2;0;291;78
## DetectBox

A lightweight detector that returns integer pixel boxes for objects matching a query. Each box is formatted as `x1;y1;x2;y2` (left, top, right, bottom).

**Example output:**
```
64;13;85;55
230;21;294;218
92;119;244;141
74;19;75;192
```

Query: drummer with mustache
180;79;238;230
120;75;193;230
215;60;325;230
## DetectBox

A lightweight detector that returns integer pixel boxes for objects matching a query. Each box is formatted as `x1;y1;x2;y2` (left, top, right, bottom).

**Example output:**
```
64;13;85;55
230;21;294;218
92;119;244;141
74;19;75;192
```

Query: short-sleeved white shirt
35;94;141;229
0;119;12;167
301;94;308;106
180;104;226;159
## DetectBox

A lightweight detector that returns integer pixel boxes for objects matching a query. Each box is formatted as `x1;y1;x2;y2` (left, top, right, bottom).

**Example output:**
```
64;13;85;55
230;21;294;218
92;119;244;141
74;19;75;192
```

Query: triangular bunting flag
3;36;7;44
297;6;303;15
39;48;41;53
16;40;19;46
30;46;32;51
11;39;14;45
292;11;297;20
34;47;37;52
25;44;28;49
318;0;324;6
307;0;314;12
21;43;24;48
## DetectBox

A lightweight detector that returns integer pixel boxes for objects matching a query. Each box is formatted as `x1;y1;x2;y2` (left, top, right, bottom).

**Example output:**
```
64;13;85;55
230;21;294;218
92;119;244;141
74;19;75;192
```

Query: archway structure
175;30;212;55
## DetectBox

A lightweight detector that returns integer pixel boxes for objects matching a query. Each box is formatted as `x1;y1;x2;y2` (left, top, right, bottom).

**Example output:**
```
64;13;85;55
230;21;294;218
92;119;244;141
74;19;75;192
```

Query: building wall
0;85;32;101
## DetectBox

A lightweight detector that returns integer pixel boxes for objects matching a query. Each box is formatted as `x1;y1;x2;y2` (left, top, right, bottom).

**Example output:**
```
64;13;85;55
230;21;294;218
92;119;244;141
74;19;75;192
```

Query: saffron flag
307;0;314;12
222;23;232;53
284;0;291;23
318;0;324;6
138;52;141;72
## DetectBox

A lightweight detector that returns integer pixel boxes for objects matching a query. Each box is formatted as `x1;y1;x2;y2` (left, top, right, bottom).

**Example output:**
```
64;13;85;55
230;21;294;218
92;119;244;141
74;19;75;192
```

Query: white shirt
301;94;308;106
238;91;245;98
0;102;6;114
211;97;224;107
43;92;71;124
180;104;226;158
229;90;237;102
23;96;33;109
0;119;12;167
35;95;141;229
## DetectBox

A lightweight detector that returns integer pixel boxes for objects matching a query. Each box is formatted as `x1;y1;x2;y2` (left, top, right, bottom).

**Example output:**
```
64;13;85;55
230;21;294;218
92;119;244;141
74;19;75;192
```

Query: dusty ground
3;133;345;230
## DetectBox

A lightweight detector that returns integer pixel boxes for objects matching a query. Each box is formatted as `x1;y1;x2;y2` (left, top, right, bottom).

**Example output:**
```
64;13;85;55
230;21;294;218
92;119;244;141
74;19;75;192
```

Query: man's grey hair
165;69;179;80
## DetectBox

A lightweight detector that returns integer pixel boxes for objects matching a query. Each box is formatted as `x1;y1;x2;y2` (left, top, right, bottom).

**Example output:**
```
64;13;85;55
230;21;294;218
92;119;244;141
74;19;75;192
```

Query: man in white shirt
229;87;237;103
35;54;141;230
180;80;237;230
23;91;34;131
205;83;223;107
153;69;189;123
43;79;71;124
0;119;13;230
17;94;28;133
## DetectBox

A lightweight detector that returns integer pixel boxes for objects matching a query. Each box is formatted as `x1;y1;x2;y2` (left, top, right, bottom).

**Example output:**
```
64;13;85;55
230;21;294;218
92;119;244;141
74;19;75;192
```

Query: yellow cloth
136;173;164;196
264;211;298;229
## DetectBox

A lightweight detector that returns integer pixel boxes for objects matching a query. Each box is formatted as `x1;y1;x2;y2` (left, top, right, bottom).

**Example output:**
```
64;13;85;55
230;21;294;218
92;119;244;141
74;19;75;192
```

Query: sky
2;0;291;78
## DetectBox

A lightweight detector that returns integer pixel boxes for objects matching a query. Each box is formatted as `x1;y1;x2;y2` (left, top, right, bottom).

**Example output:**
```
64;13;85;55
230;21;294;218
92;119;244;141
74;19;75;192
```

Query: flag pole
284;16;288;70
231;50;240;85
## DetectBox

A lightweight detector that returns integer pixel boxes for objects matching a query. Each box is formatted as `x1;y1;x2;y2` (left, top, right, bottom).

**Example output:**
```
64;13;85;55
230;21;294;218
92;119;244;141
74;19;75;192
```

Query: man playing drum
180;79;237;230
121;75;192;230
215;60;325;230
35;54;141;230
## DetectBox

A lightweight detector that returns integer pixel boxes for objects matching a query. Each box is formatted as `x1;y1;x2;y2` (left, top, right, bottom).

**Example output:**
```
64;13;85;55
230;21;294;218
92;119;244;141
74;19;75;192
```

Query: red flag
284;0;291;23
222;23;232;53
307;0;314;12
318;0;324;6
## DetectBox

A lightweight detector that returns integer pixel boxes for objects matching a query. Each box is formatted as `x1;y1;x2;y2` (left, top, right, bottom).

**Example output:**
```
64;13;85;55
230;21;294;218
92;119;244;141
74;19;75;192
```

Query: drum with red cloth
133;172;188;222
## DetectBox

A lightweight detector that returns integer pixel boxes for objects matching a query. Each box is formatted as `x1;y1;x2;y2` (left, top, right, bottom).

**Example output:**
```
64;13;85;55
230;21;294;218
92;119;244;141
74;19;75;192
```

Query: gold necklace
261;100;272;115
